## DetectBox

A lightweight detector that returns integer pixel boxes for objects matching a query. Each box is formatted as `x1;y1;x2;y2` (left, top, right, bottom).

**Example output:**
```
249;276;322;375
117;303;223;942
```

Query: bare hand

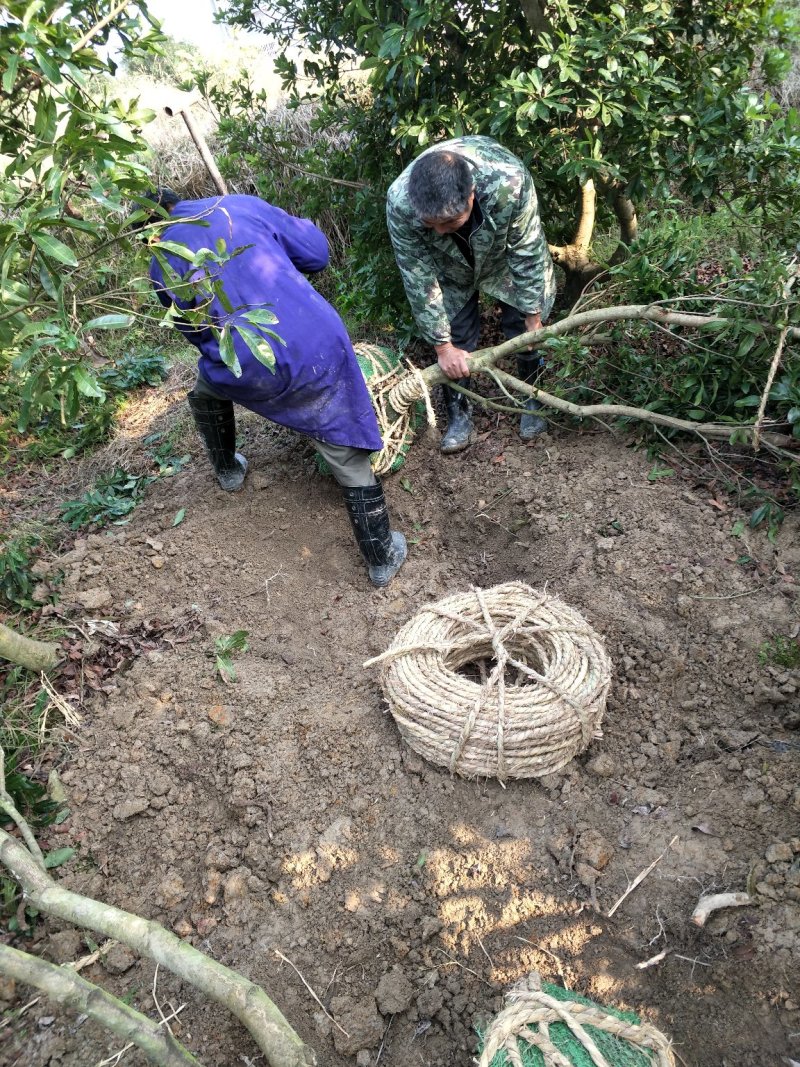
524;312;543;334
435;342;471;380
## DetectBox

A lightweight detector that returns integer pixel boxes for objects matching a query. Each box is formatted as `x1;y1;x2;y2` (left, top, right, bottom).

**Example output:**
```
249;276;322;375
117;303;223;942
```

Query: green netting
481;982;657;1067
315;343;425;478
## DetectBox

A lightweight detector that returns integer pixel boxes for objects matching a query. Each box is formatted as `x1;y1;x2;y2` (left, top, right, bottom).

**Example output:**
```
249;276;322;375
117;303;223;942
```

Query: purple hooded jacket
149;194;383;451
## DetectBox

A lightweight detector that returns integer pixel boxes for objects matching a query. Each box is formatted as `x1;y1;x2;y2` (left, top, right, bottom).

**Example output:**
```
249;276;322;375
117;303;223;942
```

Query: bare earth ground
1;372;799;1067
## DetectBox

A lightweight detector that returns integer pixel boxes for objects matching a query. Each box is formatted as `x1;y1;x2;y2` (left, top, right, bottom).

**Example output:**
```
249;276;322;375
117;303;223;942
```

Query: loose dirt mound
3;398;799;1067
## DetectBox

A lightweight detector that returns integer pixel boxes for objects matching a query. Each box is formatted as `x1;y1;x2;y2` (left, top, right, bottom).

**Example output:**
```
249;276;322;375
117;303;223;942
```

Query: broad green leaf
32;48;61;84
44;846;76;869
242;308;279;326
2;54;19;93
84;314;135;330
647;465;674;482
218;325;243;377
32;232;78;267
234;323;276;373
172;508;186;526
73;366;105;399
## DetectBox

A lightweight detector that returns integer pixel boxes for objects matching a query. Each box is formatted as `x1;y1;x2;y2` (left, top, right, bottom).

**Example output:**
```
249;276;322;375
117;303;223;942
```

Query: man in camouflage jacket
386;135;556;451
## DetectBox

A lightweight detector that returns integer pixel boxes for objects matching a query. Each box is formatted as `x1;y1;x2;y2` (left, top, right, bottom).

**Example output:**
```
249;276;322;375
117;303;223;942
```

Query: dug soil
2;368;799;1067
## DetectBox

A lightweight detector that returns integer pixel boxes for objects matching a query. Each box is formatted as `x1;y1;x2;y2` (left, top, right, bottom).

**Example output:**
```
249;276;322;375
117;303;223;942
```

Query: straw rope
478;973;675;1067
364;582;612;781
353;343;434;476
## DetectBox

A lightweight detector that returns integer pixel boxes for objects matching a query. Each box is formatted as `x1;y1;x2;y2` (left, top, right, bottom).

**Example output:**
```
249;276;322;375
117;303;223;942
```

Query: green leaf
242;308;279;326
32;232;78;267
218;325;243;377
2;54;19;93
73;366;105;399
84;314;135;330
44;846;76;869
172;508;186;526
647;465;674;482
234;323;276;372
32;47;61;84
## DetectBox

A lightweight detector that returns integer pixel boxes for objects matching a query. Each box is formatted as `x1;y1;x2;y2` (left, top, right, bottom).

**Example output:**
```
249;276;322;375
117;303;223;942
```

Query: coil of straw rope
352;343;434;476
364;582;612;781
478;972;675;1067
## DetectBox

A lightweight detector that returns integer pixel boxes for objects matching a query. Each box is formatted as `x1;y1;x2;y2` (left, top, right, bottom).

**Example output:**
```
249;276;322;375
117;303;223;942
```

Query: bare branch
0;942;200;1067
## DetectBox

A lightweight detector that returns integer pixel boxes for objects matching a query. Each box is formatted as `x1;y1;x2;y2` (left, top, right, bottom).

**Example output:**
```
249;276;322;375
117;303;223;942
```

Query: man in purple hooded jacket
147;190;406;588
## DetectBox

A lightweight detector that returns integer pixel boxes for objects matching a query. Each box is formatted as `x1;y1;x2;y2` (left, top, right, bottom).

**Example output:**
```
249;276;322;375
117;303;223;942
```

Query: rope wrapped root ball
366;582;612;781
478;971;675;1067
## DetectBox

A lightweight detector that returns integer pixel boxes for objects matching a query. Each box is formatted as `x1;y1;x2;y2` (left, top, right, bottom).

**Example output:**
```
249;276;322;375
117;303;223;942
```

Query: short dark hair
128;187;181;232
407;150;474;220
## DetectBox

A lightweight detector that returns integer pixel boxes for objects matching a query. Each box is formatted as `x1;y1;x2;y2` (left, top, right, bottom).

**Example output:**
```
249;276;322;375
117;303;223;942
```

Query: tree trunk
549;179;604;301
0;622;59;671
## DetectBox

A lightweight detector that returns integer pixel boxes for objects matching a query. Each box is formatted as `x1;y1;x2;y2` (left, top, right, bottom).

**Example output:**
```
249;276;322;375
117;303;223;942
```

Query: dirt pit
2;385;799;1067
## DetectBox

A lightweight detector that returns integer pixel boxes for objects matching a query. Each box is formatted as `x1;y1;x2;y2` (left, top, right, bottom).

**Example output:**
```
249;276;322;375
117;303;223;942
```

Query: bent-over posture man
386;135;556;452
147;190;406;588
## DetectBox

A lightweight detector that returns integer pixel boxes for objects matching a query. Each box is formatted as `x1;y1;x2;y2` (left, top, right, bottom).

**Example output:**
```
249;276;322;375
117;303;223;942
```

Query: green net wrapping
478;975;674;1067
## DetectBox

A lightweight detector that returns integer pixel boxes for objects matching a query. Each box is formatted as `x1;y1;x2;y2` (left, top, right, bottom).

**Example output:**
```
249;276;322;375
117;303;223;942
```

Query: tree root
0;942;201;1067
0;621;60;671
0;828;316;1067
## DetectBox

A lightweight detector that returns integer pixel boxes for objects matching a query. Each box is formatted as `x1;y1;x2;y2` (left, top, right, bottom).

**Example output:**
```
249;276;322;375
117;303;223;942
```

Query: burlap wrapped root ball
367;582;612;781
478;972;675;1067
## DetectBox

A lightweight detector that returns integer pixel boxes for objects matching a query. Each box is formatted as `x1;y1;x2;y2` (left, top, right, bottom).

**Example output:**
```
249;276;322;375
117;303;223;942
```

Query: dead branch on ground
0;942;200;1067
0;826;316;1067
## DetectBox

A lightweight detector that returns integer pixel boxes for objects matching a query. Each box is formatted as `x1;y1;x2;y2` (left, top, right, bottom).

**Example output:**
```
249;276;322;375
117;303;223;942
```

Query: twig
274;950;349;1038
94;1001;189;1067
375;1014;394;1065
263;568;285;606
432;947;492;987
0;746;46;869
754;263;797;450
691;892;753;927
152;963;175;1038
513;937;567;982
476;936;495;970
607;835;679;918
635;949;670;970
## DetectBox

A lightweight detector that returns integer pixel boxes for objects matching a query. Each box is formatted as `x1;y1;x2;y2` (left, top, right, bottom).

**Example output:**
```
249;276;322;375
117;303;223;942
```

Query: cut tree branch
398;303;798;450
0;828;316;1067
0;747;47;870
0;943;201;1067
0;621;60;671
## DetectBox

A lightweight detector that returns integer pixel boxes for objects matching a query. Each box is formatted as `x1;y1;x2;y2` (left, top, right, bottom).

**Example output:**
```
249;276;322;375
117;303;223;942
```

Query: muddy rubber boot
187;393;248;491
440;379;476;454
342;482;408;588
517;354;547;440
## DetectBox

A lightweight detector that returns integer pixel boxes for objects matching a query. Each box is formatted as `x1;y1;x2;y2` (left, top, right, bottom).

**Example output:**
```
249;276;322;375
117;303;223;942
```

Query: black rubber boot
440;379;476;454
517;354;547;440
187;392;248;491
342;482;407;588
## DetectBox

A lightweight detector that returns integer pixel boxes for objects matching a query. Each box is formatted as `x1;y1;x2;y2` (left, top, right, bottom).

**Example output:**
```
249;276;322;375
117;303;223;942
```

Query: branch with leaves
395;302;798;452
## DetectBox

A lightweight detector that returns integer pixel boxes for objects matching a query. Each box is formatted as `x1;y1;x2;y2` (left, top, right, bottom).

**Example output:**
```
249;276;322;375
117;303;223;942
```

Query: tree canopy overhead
218;0;800;280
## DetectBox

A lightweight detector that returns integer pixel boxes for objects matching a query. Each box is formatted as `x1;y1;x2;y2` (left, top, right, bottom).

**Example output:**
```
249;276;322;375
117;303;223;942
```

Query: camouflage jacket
386;135;556;346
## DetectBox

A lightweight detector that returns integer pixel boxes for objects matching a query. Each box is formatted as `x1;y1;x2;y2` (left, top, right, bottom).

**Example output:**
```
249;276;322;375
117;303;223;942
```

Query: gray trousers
190;373;376;488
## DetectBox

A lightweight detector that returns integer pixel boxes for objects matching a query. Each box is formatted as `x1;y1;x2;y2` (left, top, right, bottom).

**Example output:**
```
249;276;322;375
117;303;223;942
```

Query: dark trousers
449;294;538;356
190;373;375;488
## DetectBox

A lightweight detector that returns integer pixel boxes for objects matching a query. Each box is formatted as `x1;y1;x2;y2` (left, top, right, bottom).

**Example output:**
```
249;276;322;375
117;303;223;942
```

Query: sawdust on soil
2;369;799;1067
